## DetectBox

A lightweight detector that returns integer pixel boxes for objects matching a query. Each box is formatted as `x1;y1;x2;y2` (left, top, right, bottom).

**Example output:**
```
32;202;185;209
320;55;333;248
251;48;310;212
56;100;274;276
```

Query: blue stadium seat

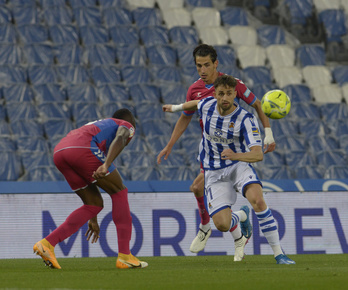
158;165;196;181
320;103;348;123
285;150;316;167
180;65;200;86
116;45;146;65
100;100;135;118
139;26;169;46
0;151;22;181
23;44;54;64
220;6;249;26
38;102;71;120
141;118;172;136
98;0;125;8
0;137;16;151
126;135;151;152
261;151;285;165
117;166;130;180
22;166;64;181
98;84;129;103
54;44;84;65
102;7;133;27
276;135;306;151
181;137;201;156
307;135;339;152
296;44;326;67
129;84;161;103
10;119;44;137
169;27;199;45
0;6;12;24
0;65;27;83
319;9;347;43
157;151;187;166
282;84;312;103
132;7;162;27
17;24;49;43
176;44;196;66
0;44;24;65
57;64;90;84
79;25;109;45
160;83;187;104
332;66;348;86
121;65;151;85
295;165;325;179
27;65;59;85
3;83;34;103
151;65;182;84
67;83;98;102
43;6;73;25
182;117;202;137
0;104;6;121
33;83;66;104
278;0;313;25
315;149;347;167
218;65;244;80
73;6;101;26
150;135;182;154
214;45;237;66
39;0;66;7
130;165;161;181
120;151;156;167
251;83;277;100
12;5;41;25
146;44;177;65
339;134;348;151
298;119;328;137
260;165;295;179
136;102;165;121
0;24;16;43
324;165;348;179
287;103;321;119
21;152;54;171
0;120;11;136
243;66;272;86
6;103;38;122
270;119;298;138
257;25;286;47
84;44;116;66
68;0;97;8
16;136;50;152
43;119;74;140
71;102;102;123
329;119;348;136
185;0;213;7
90;65;121;86
49;25;79;45
109;25;139;46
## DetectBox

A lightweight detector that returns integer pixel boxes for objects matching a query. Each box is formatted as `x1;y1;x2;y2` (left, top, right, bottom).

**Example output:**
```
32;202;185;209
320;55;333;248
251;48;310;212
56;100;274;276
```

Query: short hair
112;108;136;128
193;44;217;64
213;75;237;89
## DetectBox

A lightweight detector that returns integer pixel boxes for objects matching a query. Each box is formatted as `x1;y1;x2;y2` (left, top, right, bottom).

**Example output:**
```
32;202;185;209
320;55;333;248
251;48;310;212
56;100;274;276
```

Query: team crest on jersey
229;122;235;129
129;126;135;138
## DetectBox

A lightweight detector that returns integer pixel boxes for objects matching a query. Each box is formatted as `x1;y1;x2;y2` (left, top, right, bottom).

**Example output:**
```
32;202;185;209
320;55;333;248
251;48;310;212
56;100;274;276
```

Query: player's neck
203;70;219;85
218;104;237;116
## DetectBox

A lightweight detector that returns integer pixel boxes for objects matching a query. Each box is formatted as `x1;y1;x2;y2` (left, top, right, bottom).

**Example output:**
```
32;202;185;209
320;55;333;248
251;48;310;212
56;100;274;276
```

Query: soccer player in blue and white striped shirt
163;75;295;264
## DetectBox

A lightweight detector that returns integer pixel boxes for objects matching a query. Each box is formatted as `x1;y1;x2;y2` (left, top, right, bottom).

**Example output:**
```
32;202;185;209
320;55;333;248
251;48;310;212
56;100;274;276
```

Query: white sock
200;223;211;232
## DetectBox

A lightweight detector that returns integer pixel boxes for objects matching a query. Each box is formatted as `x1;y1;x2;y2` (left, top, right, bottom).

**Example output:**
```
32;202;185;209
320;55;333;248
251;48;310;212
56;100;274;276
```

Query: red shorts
53;147;115;191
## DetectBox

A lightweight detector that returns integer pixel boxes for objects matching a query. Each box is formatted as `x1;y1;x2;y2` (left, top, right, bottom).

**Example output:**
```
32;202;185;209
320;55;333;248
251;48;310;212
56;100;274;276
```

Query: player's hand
157;146;171;164
92;164;108;179
162;104;173;112
263;127;276;154
85;219;100;244
221;148;236;160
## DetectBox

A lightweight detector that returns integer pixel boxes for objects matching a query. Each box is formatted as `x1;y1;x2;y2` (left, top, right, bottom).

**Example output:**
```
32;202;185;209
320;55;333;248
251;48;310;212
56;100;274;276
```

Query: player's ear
214;59;219;69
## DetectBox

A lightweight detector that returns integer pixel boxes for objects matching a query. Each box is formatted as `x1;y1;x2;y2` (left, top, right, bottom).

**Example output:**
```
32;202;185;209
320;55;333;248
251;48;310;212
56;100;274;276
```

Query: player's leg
96;169;148;269
244;184;295;264
189;171;212;253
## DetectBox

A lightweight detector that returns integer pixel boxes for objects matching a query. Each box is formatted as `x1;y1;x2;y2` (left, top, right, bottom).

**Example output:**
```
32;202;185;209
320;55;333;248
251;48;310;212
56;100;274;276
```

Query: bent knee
214;222;230;232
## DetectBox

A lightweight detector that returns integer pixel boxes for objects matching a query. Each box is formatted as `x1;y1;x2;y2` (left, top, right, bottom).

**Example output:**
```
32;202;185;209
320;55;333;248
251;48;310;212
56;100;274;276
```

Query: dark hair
193;44;217;64
214;75;237;89
112;108;136;128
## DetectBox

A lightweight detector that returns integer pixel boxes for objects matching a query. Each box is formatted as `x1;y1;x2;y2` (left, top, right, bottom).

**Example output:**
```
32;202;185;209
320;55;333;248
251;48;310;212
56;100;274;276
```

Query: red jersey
184;72;256;116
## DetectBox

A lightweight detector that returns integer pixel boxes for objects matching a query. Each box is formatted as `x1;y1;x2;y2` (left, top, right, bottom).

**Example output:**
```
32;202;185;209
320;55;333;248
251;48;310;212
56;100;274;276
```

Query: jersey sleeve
235;79;257;106
241;115;262;148
116;119;135;141
183;85;196;116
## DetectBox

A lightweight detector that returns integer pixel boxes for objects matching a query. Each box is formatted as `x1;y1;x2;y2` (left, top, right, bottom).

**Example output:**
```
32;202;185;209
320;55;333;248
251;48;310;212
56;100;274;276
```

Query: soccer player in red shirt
33;109;148;269
157;44;276;254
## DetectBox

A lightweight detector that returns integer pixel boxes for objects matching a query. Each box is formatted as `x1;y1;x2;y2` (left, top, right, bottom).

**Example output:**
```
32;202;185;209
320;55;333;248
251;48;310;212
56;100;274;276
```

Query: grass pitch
1;254;347;290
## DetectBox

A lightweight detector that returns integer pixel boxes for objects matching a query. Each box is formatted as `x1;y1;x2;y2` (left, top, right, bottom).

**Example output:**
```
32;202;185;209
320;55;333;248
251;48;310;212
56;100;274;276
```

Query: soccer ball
261;90;291;119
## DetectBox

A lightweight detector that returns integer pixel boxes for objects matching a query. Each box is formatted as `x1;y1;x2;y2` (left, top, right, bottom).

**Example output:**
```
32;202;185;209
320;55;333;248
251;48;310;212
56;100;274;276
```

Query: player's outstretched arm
162;100;200;113
252;99;276;153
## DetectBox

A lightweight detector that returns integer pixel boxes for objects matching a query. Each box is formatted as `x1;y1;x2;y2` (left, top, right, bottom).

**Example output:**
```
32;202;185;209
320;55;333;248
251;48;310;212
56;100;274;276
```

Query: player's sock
255;207;283;257
46;204;103;246
111;188;132;255
196;196;210;226
230;223;242;240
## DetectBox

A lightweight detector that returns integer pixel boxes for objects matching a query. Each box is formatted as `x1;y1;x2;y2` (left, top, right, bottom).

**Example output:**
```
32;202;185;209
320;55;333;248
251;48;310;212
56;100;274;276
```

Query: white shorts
204;162;262;217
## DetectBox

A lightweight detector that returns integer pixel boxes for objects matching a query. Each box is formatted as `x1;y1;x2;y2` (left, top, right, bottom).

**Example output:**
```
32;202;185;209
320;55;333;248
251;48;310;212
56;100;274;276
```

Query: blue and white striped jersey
197;96;262;170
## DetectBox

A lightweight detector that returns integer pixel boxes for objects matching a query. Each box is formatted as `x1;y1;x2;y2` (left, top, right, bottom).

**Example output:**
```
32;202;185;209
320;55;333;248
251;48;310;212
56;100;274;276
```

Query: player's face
214;85;237;115
195;55;219;85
